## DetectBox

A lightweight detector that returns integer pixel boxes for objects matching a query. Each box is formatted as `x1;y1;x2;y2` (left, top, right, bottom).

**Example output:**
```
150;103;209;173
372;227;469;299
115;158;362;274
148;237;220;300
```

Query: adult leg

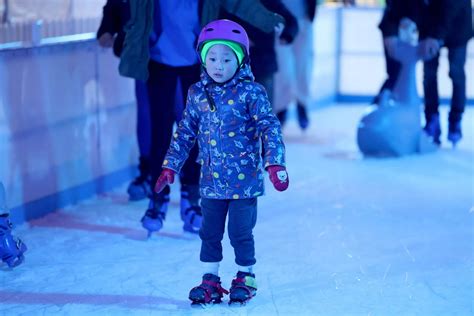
135;79;151;160
374;45;402;105
176;65;203;233
446;45;467;144
294;18;314;130
127;80;152;200
274;37;296;126
147;62;178;186
254;71;274;107
176;64;201;187
423;52;441;143
141;62;178;235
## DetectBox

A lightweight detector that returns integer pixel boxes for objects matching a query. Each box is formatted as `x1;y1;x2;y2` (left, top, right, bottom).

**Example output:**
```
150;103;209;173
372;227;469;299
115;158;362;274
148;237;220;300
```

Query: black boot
141;190;170;238
423;114;441;145
180;185;202;234
189;273;229;305
296;102;309;130
276;109;287;127
1;214;27;268
447;120;462;146
229;271;257;304
127;156;152;201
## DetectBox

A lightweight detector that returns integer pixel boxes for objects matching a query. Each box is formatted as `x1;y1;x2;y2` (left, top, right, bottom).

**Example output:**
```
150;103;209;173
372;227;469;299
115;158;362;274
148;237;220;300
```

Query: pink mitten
267;165;289;192
154;169;175;193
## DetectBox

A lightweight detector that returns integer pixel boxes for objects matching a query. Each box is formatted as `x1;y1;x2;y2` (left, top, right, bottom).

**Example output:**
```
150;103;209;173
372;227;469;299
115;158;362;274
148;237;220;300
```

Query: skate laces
202;279;229;296
190;276;229;303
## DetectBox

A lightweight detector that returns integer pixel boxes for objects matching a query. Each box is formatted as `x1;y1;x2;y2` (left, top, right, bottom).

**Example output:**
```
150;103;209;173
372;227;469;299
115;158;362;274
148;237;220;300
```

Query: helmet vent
206;28;215;32
232;29;241;34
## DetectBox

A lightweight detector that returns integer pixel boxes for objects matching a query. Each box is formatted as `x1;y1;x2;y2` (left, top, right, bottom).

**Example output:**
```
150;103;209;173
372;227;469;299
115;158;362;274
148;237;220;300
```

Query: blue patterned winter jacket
163;64;286;199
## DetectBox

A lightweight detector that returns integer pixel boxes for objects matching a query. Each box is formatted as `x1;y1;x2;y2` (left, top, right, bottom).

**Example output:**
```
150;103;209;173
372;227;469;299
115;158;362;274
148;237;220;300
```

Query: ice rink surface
1;104;473;315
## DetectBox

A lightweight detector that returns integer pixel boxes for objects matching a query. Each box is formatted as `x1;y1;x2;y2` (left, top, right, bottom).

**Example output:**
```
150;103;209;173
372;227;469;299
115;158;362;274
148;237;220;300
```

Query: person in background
221;0;299;106
97;0;152;201
118;0;286;236
273;0;317;131
378;0;473;146
153;20;289;305
0;182;27;268
372;0;401;106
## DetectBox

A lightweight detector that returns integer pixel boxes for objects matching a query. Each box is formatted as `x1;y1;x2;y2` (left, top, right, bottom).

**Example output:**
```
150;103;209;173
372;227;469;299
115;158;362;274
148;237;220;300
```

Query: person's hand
274;23;284;38
154;169;175;193
267;165;289;192
420;37;441;59
98;32;114;48
383;36;398;58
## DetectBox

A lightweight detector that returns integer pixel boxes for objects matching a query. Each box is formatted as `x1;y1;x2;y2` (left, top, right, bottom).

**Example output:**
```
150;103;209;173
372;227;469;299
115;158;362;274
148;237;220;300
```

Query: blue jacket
163;64;286;199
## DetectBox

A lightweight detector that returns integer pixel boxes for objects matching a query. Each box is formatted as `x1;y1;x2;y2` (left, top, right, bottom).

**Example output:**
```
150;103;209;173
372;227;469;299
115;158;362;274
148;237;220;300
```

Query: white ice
1;104;473;315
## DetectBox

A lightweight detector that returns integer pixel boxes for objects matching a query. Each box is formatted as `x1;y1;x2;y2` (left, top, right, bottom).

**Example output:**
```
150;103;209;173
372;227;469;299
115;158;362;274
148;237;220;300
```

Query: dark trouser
147;61;201;187
135;80;151;159
423;45;467;124
375;45;401;103
254;72;274;107
199;198;257;267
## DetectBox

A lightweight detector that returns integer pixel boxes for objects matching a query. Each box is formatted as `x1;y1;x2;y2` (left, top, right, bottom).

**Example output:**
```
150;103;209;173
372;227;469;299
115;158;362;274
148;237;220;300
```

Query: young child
153;19;289;305
0;181;27;268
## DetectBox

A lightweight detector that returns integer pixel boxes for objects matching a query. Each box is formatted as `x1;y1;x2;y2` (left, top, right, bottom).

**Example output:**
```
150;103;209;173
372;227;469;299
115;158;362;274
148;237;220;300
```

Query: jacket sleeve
263;0;299;44
248;84;286;168
163;88;200;173
220;0;286;33
97;0;121;38
118;0;153;81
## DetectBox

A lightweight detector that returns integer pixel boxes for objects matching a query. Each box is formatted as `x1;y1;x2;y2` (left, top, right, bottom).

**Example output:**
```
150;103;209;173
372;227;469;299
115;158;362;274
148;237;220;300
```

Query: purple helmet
197;19;250;59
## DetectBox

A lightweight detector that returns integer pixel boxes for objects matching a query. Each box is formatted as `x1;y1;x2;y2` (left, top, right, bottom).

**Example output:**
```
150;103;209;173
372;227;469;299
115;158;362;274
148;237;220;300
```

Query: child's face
205;44;239;83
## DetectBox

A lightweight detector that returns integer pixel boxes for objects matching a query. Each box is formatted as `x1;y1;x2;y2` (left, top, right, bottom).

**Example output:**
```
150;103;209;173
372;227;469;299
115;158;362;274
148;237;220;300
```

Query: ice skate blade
229;299;250;307
190;298;222;308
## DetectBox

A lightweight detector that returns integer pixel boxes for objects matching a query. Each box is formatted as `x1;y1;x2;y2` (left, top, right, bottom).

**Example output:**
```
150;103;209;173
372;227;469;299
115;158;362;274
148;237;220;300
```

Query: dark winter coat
306;0;317;22
221;0;299;78
119;0;286;81
96;0;130;57
163;64;286;199
379;0;473;47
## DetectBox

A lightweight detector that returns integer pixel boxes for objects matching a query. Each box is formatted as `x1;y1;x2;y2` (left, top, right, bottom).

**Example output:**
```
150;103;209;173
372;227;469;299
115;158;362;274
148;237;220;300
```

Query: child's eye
224;59;231;63
209;58;216;62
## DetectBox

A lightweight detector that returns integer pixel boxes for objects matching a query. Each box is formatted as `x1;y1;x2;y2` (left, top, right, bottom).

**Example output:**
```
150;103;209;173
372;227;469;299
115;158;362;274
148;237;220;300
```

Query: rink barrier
0;34;137;224
9;166;135;224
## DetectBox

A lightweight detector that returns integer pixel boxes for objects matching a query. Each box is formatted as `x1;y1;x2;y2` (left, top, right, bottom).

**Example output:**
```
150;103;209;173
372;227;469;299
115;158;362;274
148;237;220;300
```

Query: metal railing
0;17;100;47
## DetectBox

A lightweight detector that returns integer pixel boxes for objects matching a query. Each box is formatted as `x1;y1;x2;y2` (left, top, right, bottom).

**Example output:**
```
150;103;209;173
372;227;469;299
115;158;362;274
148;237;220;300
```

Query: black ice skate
127;157;152;201
0;214;27;268
189;273;229;306
180;185;202;234
296;102;309;131
228;271;257;306
447;120;462;147
141;192;169;238
424;114;441;145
